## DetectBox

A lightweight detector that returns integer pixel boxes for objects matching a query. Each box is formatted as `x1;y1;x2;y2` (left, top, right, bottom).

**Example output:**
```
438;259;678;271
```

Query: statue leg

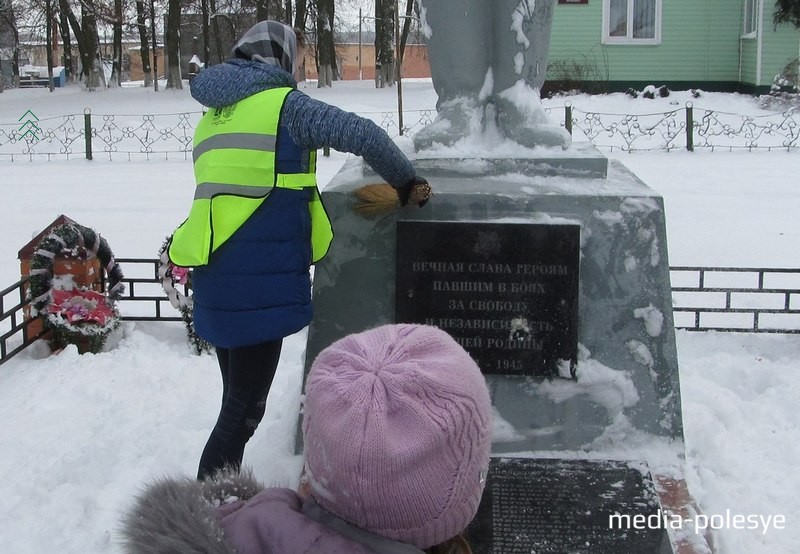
491;0;570;148
413;0;492;151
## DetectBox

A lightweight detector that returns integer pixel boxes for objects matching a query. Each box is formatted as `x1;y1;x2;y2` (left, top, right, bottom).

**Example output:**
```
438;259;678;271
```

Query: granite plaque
396;221;580;378
467;458;674;554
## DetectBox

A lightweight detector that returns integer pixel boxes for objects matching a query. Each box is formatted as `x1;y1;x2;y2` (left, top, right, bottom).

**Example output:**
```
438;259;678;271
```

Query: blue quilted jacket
188;60;416;348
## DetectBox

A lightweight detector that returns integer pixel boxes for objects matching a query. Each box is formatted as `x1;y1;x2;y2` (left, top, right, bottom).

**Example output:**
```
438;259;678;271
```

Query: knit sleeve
282;91;416;189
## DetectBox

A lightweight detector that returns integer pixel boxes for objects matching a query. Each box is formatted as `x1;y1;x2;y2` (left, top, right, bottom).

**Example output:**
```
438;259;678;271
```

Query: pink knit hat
302;324;493;549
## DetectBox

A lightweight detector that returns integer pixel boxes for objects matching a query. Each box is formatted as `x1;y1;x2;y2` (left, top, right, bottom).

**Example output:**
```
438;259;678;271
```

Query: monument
414;0;570;149
299;1;697;552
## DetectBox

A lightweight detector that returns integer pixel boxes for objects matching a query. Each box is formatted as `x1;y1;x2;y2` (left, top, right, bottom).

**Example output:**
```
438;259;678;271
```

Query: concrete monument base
302;149;682;454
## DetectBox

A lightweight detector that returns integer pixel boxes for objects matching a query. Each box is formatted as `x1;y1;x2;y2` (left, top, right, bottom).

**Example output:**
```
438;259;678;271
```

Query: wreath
158;236;213;355
28;223;124;354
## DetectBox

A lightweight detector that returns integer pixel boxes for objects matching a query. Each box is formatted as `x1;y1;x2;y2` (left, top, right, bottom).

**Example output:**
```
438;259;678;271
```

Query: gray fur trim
201;466;265;506
120;468;265;554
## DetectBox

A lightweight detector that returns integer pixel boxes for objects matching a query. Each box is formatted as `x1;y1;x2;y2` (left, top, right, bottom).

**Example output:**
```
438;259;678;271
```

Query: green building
547;0;800;94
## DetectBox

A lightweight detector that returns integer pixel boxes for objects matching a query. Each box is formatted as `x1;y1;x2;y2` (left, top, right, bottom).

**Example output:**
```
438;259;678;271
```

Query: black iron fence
558;103;800;152
2;104;798;161
2;262;798;366
0;276;47;364
671;266;800;333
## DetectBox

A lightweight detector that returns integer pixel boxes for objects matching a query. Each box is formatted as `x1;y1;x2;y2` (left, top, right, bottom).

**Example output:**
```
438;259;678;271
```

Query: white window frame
602;0;662;45
741;0;759;39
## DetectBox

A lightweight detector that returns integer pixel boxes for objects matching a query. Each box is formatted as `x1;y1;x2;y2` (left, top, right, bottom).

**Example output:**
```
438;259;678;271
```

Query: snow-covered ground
0;79;798;553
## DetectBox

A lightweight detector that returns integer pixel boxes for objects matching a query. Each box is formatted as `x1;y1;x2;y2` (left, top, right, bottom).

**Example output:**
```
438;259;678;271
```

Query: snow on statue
415;0;571;150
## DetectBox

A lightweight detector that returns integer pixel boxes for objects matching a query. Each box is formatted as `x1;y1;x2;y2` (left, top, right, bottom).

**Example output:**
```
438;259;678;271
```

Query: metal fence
671;266;800;333
2;262;798;366
558;103;800;152
2;104;798;161
0;276;47;364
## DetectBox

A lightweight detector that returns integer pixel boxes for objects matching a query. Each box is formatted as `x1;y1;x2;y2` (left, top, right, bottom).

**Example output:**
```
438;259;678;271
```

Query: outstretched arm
282;92;416;189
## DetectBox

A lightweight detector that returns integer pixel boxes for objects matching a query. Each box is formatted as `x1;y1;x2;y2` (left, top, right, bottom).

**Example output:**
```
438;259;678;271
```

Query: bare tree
0;0;21;86
57;3;75;82
398;0;414;63
108;0;123;86
60;0;102;89
45;0;53;90
294;0;306;31
150;0;158;89
209;0;224;64
316;0;334;86
134;0;152;86
375;0;394;87
199;0;209;66
164;0;181;88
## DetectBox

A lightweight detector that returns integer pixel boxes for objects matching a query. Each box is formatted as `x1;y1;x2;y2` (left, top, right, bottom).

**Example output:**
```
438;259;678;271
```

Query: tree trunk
58;7;75;82
316;0;335;87
256;0;268;21
1;0;20;85
294;0;307;31
200;0;210;67
375;0;394;88
285;0;292;25
46;0;54;91
165;0;182;89
82;2;104;89
12;27;19;87
60;0;88;85
62;0;101;89
110;0;123;86
135;0;152;86
399;0;414;63
209;0;224;65
149;0;158;90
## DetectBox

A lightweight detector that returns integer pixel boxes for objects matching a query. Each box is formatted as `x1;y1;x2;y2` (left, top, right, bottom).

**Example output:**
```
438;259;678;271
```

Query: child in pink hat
122;324;493;554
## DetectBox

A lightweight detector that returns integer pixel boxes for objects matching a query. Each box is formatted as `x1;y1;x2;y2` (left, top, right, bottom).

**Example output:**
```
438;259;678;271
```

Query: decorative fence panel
2;263;798;366
2;105;798;161
0;111;202;161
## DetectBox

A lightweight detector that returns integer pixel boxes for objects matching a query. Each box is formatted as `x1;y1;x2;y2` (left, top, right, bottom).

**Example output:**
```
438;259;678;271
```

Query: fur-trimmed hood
120;469;424;554
120;470;261;554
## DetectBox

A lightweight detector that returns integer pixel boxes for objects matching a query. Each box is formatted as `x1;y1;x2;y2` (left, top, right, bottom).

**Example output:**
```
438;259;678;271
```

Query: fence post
565;103;573;135
685;103;694;152
84;108;93;160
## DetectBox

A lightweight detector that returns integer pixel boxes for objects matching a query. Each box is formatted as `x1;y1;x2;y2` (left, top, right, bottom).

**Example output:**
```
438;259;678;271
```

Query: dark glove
397;176;432;207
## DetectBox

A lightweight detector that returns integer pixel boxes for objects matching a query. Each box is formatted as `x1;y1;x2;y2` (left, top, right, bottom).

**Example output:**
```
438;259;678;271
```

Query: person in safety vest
170;20;429;481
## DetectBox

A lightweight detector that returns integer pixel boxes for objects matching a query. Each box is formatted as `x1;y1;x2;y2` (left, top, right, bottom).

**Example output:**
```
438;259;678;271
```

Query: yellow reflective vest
169;87;333;267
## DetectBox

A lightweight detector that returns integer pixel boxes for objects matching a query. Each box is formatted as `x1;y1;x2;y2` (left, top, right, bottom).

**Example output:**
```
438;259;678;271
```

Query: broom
353;181;433;216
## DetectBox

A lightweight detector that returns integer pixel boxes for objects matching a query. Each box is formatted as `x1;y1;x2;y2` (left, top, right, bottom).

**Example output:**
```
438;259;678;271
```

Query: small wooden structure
18;215;103;341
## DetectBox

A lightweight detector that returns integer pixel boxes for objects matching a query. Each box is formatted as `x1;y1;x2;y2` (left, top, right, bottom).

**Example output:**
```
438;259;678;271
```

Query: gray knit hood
190;20;298;109
233;20;297;73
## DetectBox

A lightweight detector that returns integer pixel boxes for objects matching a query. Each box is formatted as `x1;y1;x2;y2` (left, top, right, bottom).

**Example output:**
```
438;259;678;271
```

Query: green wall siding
548;0;798;91
759;25;800;87
739;38;759;85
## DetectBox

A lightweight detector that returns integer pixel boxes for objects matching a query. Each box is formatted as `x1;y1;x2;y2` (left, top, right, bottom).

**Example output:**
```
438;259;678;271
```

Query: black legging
197;339;283;480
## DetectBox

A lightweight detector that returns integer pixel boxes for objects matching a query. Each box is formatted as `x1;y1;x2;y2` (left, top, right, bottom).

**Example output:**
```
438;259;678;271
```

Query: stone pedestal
303;150;682;453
